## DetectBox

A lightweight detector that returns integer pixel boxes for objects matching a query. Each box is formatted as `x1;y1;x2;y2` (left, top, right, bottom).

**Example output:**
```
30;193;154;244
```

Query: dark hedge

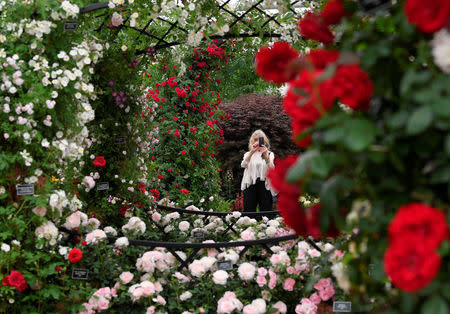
216;93;299;199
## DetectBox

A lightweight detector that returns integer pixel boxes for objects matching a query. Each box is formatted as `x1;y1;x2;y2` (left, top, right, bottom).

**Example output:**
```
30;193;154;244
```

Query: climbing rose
298;12;334;45
384;241;441;292
93;156;106;167
331;65;374;110
404;0;450;33
321;0;346;25
388;203;449;249
305;49;340;69
255;42;299;85
68;248;83;263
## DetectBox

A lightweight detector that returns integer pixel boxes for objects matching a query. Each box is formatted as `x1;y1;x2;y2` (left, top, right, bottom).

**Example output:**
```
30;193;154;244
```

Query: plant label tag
193;230;205;238
333;301;352;312
16;184;34;196
71;268;89;280
64;21;78;31
358;0;392;13
217;260;233;271
80;2;109;14
114;136;126;145
97;182;109;191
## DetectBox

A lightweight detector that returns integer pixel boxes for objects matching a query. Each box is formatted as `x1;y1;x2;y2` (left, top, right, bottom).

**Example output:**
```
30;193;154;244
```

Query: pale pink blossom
213;270;228;285
85;229;107;245
119;272;133;284
32;206;47;217
111;12;123;27
273;301;287;314
243;304;259;314
238;262;256;281
146;306;156;314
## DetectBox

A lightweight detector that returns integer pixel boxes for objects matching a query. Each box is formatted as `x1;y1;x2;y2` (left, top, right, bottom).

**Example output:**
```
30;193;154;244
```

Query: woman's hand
251;142;259;152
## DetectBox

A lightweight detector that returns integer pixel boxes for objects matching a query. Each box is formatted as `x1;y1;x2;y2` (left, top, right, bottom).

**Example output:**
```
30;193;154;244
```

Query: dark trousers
243;178;273;212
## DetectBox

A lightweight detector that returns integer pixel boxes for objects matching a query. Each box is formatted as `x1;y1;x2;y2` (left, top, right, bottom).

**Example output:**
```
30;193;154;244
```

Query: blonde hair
248;129;270;151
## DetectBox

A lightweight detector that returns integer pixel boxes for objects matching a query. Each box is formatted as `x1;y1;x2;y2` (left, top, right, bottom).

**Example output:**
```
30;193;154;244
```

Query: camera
258;137;264;147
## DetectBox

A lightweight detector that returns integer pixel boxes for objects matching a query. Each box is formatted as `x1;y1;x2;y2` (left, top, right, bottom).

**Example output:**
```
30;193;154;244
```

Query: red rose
181;150;187;155
267;156;309;236
68;248;83;263
404;0;450;33
384;241;441;292
388;203;449;250
180;189;189;194
298;12;335;45
277;193;308;236
267;155;300;195
304;204;340;239
332;65;374;110
255;42;299;85
283;70;337;147
306;49;340;69
93;156;106;167
321;0;346;25
7;270;27;292
2;275;9;286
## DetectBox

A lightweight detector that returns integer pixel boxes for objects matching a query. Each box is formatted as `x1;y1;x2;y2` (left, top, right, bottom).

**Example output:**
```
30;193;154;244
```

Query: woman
241;130;276;213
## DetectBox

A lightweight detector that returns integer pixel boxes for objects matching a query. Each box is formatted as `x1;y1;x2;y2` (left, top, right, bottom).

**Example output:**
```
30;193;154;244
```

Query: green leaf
310;155;331;178
342;118;376;152
286;150;319;183
400;69;432;97
421;295;449;314
432;99;450;118
445;134;450;156
406;106;433;135
387;110;409;129
430;165;450;184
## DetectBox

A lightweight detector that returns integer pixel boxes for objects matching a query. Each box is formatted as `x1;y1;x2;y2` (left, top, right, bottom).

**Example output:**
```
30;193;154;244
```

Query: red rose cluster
384;203;449;291
2;270;28;292
255;0;373;149
404;0;450;33
283;49;373;148
298;0;346;45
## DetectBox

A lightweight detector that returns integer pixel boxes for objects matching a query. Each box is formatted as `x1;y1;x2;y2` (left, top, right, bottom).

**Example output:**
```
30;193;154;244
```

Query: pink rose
243;304;259;314
111;12;123;27
131;287;144;301
258;267;268;276
319;285;335;301
268;278;277;290
154;282;163;292
256;275;267;287
146;306;156;314
32;206;46;217
82;176;95;189
286;266;295;274
218;299;235;313
151;212;161;222
310;292;321;304
313;278;332;291
273;301;287;314
238;263;256;281
283;278;295;291
223;291;236;299
96;297;109;311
